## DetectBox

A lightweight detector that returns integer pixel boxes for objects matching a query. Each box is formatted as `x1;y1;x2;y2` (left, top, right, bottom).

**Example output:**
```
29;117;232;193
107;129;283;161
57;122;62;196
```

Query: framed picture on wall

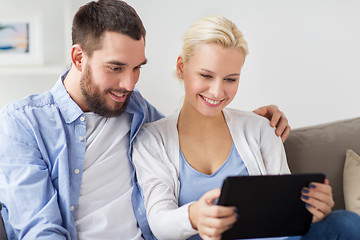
0;14;43;66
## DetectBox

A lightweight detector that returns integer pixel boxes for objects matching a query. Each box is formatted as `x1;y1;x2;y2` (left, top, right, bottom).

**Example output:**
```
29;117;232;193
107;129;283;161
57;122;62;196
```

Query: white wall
0;0;69;106
1;0;359;129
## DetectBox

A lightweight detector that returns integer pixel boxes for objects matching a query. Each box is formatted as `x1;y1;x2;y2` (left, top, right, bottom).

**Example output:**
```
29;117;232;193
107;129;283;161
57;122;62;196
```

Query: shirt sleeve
132;125;198;240
0;110;69;240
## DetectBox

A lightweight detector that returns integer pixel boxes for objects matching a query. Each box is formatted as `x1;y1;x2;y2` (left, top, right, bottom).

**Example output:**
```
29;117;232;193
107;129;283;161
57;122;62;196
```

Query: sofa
1;117;359;239
284;117;360;213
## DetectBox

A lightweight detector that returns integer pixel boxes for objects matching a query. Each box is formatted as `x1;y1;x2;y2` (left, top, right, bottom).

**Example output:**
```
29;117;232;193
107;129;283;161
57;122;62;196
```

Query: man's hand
253;105;291;142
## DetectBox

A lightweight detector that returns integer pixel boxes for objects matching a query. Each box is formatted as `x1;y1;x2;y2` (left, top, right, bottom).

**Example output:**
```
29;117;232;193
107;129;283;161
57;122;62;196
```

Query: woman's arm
132;125;197;240
258;116;291;174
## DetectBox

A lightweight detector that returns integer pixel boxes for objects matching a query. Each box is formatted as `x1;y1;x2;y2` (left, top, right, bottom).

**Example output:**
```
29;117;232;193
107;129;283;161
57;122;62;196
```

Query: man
0;0;290;239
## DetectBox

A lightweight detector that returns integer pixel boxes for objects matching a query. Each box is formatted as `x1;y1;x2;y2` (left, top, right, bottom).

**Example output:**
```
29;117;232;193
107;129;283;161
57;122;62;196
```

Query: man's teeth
113;92;125;97
203;97;220;105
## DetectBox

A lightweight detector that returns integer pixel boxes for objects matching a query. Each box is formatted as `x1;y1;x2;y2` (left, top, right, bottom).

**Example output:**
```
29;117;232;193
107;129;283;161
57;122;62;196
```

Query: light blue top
179;142;249;207
178;142;301;240
0;70;163;240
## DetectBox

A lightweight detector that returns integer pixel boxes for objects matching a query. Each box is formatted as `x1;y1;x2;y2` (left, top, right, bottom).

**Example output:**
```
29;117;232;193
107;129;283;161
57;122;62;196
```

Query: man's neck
63;66;88;112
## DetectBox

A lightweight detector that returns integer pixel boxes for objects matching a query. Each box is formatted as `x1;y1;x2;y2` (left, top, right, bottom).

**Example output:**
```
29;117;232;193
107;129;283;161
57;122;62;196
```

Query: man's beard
80;65;132;117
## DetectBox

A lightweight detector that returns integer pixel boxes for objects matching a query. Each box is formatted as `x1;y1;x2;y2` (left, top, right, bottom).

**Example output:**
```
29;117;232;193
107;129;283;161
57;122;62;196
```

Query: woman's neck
177;99;232;175
177;100;226;135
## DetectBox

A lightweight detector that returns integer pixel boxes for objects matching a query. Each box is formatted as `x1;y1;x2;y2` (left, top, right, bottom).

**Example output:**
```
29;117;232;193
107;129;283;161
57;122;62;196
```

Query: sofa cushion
344;149;360;215
284;117;360;210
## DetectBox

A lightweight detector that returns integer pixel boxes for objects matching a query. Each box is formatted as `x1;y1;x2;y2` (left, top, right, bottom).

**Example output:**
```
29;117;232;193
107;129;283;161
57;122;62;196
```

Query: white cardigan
132;109;290;240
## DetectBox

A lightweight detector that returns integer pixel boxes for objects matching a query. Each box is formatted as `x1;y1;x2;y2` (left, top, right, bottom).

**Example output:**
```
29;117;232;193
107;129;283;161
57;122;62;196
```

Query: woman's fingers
192;188;238;239
300;180;334;222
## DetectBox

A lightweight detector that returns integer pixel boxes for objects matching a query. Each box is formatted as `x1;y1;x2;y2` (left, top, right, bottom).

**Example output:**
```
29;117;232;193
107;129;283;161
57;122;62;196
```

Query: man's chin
98;106;126;117
86;92;132;117
98;101;129;117
108;108;127;117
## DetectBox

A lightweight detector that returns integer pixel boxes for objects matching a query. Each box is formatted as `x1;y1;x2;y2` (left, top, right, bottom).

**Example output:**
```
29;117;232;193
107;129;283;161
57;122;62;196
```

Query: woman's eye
200;74;212;79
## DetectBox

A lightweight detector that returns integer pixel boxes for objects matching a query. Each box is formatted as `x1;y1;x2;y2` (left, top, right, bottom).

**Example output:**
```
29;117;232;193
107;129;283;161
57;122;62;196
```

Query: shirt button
70;205;75;211
74;169;80;174
80;116;85;122
79;136;84;141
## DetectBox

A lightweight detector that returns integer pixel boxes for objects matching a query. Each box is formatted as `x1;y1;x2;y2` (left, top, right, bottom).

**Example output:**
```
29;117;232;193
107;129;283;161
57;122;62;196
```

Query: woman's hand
189;188;237;240
300;179;335;223
253;105;291;143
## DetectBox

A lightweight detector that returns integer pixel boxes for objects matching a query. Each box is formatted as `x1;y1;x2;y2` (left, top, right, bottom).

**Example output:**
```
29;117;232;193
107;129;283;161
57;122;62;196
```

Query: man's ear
176;55;184;79
70;44;85;72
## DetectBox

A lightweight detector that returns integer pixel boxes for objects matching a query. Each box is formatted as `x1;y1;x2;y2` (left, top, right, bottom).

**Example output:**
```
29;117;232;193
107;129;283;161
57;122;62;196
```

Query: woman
133;15;360;240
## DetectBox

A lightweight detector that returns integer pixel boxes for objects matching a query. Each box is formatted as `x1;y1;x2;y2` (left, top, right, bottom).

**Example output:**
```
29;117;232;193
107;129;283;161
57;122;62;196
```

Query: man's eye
225;78;236;82
110;67;120;71
134;66;142;71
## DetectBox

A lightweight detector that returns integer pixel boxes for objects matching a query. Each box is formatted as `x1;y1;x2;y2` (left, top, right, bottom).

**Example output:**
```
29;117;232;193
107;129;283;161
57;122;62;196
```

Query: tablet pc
217;173;325;239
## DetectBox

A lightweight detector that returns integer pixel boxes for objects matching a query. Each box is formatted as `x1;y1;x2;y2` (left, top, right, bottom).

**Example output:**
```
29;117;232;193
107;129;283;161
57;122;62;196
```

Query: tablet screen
217;173;325;239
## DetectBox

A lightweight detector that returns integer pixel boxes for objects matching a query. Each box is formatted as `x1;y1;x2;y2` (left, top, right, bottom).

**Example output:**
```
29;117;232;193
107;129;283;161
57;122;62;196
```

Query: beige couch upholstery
284;117;360;211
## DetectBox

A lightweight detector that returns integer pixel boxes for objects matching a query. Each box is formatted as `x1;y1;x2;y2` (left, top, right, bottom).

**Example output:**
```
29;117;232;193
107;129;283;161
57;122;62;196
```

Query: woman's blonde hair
181;15;248;63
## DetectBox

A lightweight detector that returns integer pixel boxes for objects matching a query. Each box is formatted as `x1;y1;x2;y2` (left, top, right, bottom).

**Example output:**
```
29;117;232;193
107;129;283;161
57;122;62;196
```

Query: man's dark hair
72;0;146;56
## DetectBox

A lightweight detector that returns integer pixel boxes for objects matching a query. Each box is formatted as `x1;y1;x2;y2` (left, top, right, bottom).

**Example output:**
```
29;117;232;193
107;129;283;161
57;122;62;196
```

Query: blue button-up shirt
0;71;163;240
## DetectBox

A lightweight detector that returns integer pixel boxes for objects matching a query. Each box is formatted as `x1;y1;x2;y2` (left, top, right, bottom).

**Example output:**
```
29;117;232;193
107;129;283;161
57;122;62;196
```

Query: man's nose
119;71;137;91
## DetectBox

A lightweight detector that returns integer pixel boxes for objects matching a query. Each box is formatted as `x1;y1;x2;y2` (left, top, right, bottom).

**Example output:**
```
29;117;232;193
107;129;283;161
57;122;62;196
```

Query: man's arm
253;105;291;143
0;111;69;240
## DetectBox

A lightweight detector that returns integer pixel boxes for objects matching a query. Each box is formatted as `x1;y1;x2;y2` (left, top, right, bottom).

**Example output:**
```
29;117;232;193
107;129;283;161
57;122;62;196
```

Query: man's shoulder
129;89;148;109
0;90;60;139
134;113;177;149
141;112;177;133
1;90;55;118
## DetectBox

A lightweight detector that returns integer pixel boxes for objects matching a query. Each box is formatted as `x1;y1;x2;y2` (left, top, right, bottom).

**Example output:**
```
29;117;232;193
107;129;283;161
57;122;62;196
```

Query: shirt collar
125;90;142;116
51;69;84;124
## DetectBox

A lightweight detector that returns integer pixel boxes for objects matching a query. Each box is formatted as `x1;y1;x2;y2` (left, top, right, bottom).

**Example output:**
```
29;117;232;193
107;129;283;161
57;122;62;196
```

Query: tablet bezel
217;173;325;239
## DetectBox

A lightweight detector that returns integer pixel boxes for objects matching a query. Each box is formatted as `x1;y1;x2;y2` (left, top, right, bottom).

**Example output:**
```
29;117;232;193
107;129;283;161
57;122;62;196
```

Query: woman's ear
70;44;85;72
176;56;184;79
